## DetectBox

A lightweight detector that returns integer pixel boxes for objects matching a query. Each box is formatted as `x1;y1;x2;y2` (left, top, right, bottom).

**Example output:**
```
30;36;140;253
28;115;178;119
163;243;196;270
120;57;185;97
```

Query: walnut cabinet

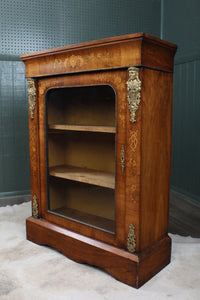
21;33;177;288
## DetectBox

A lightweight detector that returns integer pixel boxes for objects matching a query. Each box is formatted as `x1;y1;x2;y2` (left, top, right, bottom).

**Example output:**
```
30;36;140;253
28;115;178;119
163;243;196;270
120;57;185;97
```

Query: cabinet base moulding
26;217;171;288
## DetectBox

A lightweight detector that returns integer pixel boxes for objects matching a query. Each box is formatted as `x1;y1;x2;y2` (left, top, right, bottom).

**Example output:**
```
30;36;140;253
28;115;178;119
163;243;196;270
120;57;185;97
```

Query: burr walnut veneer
21;33;177;288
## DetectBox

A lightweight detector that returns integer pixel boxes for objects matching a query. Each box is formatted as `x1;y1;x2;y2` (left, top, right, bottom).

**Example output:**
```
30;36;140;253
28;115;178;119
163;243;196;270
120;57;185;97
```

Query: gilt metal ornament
127;67;141;123
32;194;39;218
27;78;36;120
127;223;136;253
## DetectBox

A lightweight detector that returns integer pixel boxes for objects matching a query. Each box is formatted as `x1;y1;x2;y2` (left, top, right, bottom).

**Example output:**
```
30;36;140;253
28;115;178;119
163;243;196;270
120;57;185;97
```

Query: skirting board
0;191;31;207
26;217;171;288
169;188;200;237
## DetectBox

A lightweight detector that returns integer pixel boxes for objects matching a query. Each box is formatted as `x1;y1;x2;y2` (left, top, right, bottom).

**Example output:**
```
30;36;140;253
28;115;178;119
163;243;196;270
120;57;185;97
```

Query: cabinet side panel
140;68;173;251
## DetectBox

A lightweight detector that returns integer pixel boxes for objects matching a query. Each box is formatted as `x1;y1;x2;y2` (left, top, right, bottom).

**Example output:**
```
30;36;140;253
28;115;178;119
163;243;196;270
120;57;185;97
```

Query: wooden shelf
53;206;115;233
49;165;115;189
48;124;116;133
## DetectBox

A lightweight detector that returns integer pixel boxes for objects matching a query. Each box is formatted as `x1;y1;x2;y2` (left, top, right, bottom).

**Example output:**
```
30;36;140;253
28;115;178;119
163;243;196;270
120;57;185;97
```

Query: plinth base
26;217;171;288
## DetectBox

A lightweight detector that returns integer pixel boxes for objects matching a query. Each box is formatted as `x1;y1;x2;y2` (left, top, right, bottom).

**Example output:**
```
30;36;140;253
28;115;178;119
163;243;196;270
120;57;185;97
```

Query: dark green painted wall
61;0;161;44
171;61;200;203
162;0;200;204
0;0;67;200
0;0;161;57
0;60;30;199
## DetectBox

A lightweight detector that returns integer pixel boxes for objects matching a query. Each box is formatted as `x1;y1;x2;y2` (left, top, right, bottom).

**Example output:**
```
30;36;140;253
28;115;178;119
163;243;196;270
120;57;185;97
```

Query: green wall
0;0;199;205
0;0;161;57
0;0;66;200
162;0;200;204
61;0;161;44
0;60;29;199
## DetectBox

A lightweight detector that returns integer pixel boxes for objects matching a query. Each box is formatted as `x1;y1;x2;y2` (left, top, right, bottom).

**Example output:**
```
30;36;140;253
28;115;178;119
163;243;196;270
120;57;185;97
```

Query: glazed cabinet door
36;70;127;248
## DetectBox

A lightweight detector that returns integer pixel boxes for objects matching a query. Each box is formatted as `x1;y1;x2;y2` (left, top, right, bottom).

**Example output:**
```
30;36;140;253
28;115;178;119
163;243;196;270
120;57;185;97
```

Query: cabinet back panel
48;131;115;173
47;85;115;126
48;177;115;232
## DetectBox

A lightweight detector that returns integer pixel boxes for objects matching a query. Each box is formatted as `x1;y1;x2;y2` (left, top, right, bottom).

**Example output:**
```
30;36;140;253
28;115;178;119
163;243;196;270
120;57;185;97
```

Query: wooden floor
1;190;200;238
169;190;200;238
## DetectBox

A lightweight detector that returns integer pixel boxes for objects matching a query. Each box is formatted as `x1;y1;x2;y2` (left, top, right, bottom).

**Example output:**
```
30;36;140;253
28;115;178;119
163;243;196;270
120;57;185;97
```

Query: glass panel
46;85;116;233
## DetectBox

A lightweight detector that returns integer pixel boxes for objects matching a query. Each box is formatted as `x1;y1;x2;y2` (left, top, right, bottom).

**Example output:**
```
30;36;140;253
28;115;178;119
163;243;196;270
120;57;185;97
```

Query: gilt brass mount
127;223;136;253
32;194;39;218
127;67;141;123
27;78;36;120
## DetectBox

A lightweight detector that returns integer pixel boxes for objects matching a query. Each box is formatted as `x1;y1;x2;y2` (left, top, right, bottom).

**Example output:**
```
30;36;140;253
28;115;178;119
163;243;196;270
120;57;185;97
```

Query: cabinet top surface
21;32;177;60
